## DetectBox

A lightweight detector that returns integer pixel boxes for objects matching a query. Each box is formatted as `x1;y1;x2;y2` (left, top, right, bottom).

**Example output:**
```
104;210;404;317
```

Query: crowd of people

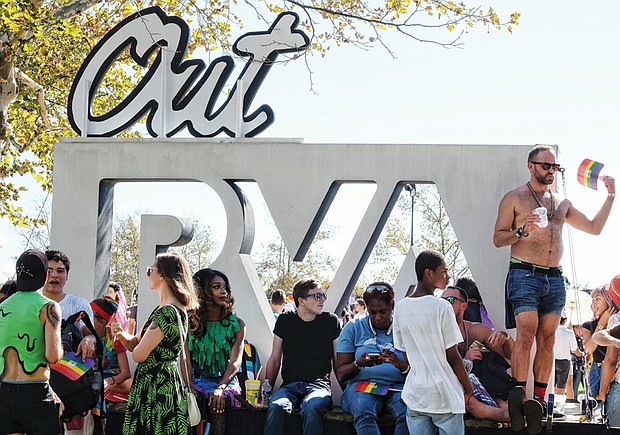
0;144;617;435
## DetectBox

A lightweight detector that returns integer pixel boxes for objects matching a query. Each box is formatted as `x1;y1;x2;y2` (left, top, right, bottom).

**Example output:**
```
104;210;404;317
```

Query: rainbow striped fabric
50;352;95;381
577;158;604;190
354;381;390;396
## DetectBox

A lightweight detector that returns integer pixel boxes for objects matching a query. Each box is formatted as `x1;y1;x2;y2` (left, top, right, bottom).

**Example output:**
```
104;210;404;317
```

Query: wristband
400;365;410;375
353;360;363;370
110;377;116;385
516;225;529;239
610;193;616;197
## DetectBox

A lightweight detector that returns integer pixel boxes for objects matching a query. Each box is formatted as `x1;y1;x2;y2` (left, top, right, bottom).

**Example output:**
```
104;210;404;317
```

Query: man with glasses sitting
494;144;615;426
264;278;341;435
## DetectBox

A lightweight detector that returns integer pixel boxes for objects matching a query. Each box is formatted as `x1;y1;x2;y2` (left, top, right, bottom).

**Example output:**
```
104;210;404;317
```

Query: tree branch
54;0;106;21
14;68;51;130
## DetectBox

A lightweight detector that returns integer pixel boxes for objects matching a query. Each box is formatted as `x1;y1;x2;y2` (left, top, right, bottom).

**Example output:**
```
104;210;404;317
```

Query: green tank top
0;291;52;376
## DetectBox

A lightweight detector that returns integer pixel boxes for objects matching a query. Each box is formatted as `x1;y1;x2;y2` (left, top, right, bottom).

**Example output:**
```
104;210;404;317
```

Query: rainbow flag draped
577;159;604;190
354;381;390;396
50;352;95;381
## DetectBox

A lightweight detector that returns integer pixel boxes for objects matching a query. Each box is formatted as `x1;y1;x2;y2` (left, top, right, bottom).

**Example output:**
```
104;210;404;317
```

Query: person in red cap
0;249;63;435
493;144;615;426
90;297;131;435
592;275;620;428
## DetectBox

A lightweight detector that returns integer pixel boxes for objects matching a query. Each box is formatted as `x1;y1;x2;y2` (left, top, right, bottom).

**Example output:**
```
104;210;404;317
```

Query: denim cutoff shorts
506;268;566;316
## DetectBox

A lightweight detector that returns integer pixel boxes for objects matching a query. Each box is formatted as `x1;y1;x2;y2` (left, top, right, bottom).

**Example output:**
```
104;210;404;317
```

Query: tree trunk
0;54;18;140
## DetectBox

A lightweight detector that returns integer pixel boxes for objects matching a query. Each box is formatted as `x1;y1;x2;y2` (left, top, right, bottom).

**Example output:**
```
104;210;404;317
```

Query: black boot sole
508;387;526;432
523;399;544;434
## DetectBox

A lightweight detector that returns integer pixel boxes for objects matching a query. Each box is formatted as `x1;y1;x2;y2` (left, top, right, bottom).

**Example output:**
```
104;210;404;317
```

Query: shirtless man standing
493;145;615;422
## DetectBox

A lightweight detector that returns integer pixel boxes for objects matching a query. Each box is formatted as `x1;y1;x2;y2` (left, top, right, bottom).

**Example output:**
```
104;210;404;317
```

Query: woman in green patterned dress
188;268;246;434
111;253;198;435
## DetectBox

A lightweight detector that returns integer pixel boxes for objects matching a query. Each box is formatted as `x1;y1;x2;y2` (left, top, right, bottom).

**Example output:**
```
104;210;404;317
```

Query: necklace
527;182;555;219
458;323;469;357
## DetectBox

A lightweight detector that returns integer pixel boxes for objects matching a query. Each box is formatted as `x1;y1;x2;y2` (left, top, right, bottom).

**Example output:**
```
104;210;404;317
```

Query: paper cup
245;380;261;405
534;207;548;228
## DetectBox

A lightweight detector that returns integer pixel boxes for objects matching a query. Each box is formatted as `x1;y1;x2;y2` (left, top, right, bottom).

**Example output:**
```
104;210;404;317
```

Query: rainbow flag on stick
577;158;605;190
50;352;95;381
354;381;390;396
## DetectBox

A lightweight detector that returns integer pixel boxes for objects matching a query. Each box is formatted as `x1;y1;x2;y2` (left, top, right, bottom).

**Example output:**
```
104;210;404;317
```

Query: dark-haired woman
188;268;246;435
336;282;408;435
582;285;618;400
111;253;198;435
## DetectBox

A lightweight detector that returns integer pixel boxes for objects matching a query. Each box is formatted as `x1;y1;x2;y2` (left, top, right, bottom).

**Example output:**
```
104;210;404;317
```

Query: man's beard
535;171;554;185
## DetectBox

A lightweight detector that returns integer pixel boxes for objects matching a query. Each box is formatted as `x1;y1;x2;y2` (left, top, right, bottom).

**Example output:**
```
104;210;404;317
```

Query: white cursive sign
67;7;309;138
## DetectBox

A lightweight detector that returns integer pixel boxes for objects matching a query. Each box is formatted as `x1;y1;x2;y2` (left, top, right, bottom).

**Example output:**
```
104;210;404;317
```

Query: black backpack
472;351;512;401
50;310;105;422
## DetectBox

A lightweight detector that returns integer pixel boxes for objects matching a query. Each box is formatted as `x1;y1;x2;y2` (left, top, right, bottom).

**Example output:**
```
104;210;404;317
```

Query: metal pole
404;184;416;247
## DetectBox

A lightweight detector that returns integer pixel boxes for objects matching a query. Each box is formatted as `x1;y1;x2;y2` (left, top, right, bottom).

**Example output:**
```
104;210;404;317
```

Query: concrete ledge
224;406;614;434
224;406;502;434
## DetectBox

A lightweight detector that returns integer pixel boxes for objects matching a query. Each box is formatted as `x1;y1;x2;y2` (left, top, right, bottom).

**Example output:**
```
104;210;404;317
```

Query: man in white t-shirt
43;250;95;359
553;312;580;415
352;298;367;320
393;249;473;435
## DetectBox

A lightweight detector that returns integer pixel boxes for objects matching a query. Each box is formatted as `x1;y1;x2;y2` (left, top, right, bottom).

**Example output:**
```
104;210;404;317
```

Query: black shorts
0;381;61;435
555;359;571;390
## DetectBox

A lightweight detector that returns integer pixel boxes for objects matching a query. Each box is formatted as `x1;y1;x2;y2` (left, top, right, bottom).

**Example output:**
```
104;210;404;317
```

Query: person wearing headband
90;297;131;435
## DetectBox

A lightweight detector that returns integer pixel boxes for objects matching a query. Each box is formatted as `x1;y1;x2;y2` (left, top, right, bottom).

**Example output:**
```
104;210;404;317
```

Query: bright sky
1;0;618;292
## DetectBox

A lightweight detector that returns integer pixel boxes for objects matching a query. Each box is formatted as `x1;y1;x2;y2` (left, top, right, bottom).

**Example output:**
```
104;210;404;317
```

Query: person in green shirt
0;249;63;435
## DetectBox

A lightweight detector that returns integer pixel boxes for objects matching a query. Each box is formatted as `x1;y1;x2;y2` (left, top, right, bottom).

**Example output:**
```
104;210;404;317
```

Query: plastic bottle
261;380;272;407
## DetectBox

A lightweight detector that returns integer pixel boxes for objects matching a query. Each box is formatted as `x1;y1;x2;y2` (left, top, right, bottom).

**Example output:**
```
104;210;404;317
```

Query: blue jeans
589;362;602;399
406;408;463;435
606;380;620;428
341;386;408;435
264;381;331;435
507;268;565;316
571;354;584;398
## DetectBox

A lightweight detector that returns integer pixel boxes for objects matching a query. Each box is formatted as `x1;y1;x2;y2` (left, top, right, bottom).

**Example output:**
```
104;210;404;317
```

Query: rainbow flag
354;381;390;396
577;158;604;190
50;352;95;381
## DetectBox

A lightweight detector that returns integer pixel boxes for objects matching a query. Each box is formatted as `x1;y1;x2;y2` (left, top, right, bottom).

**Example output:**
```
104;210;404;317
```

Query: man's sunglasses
530;161;565;172
301;292;328;301
365;285;390;294
442;296;466;305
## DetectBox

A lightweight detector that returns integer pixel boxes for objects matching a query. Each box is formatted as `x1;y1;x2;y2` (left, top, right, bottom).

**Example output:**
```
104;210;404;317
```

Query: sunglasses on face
301;292;328;301
442;296;466;305
530;161;564;172
365;285;390;294
146;266;157;277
